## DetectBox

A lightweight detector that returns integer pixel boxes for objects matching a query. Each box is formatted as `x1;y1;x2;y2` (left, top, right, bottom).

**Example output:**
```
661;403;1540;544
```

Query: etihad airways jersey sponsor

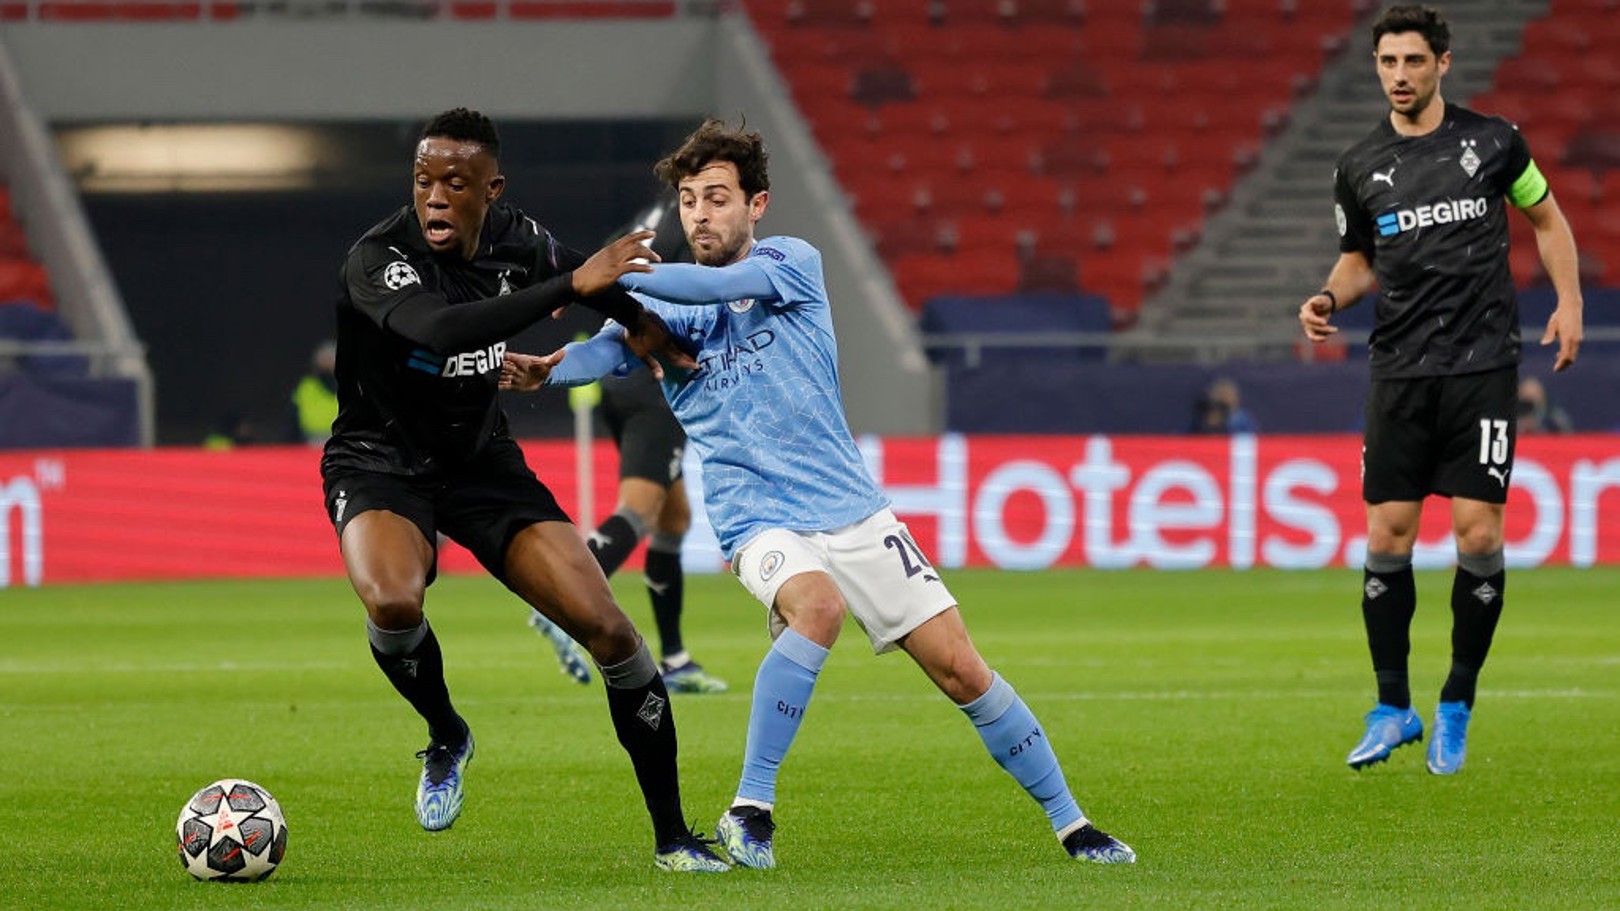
636;236;888;557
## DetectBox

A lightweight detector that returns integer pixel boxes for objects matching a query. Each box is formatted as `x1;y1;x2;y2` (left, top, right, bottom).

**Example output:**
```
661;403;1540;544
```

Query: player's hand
622;309;697;380
499;350;564;392
572;231;659;296
1299;293;1337;342
1542;304;1582;372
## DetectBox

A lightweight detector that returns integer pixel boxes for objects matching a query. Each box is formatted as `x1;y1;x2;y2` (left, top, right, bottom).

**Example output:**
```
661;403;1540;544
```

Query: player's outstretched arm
1300;252;1375;343
619;258;776;305
1521;194;1584;372
535;328;640;388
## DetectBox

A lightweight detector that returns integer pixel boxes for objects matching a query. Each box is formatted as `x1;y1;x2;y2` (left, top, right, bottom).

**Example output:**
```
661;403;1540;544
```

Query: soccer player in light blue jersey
502;119;1134;867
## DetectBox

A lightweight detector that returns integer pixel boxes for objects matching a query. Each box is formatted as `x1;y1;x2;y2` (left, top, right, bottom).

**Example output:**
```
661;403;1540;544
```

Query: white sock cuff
1055;818;1091;842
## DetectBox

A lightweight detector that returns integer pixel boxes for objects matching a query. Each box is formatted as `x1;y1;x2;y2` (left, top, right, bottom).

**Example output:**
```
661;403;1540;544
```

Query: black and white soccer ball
176;779;288;882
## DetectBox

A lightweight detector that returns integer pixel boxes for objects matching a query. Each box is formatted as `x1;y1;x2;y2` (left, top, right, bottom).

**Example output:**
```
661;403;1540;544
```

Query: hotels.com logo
1;474;43;587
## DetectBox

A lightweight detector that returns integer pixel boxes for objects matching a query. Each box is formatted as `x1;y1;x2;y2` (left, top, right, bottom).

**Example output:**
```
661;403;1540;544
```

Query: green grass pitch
2;567;1617;910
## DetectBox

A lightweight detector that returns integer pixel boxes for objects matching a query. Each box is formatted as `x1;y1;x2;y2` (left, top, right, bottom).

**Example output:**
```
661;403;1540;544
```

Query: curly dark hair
420;107;501;159
1372;4;1450;57
654;118;770;198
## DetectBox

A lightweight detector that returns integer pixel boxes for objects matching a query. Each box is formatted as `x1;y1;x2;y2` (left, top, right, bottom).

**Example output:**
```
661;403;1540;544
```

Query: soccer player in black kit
319;108;729;871
528;369;731;693
1299;6;1583;775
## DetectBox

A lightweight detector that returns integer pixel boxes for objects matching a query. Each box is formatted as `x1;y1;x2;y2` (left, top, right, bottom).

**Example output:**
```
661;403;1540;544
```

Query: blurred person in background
1298;5;1583;776
1516;375;1573;433
1189;375;1258;434
504;118;1135;868
287;339;339;445
529;206;728;694
527;367;729;694
318;107;727;872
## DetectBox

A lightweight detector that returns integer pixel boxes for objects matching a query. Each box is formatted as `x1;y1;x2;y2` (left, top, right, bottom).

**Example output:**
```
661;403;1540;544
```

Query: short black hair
420;107;501;159
1373;4;1450;57
654;118;770;198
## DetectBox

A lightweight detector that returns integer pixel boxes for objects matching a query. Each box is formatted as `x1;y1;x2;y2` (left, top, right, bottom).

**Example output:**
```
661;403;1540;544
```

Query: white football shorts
730;508;958;654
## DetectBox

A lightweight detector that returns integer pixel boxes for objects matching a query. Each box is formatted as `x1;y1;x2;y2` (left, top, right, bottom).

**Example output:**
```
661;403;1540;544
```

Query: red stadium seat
948;213;1037;259
1018;253;1081;293
0;260;51;306
749;0;1360;318
889;252;966;310
0;223;28;258
39;2;203;19
862;100;954;137
448;1;498;17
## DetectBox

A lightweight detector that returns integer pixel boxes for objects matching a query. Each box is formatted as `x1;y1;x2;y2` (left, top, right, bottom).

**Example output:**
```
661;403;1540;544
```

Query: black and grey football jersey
323;202;572;476
1334;104;1543;379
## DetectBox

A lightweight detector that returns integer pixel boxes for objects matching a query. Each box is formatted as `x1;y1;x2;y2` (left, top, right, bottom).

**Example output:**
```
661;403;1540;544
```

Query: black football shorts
321;436;571;584
601;375;685;486
1362;365;1518;505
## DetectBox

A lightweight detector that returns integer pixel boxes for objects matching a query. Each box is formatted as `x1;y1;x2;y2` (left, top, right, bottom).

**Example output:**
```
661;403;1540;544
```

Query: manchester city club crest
1459;138;1481;178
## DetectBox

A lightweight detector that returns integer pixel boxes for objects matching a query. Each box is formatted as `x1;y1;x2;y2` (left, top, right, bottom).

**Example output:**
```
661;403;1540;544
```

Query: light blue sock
736;628;828;806
961;673;1084;834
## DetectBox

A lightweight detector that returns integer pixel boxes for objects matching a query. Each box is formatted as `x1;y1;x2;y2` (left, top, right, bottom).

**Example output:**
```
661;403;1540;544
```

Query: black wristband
1318;289;1338;312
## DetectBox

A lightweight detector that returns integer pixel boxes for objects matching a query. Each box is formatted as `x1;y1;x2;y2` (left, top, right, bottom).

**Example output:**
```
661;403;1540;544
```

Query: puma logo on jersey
1487;466;1510;487
1371;167;1396;187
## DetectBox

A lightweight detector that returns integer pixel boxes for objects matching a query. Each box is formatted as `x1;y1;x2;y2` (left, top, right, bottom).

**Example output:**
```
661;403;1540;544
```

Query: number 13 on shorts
1478;418;1509;466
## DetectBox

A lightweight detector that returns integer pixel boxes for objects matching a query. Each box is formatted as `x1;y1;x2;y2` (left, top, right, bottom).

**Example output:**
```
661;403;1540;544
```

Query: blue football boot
415;732;474;831
660;659;730;694
654;831;732;873
1063;823;1137;864
1346;703;1423;769
1426;701;1471;775
528;609;592;685
716;805;776;869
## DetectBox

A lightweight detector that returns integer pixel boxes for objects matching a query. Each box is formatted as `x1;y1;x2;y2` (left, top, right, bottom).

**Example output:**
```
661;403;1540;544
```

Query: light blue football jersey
558;236;888;557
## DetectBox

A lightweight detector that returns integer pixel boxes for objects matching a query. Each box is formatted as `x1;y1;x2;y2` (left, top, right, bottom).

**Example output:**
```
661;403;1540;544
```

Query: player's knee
936;651;993;704
1366;526;1417;554
361;587;426;630
577;608;640;663
782;597;846;643
1455;526;1503;555
658;511;690;538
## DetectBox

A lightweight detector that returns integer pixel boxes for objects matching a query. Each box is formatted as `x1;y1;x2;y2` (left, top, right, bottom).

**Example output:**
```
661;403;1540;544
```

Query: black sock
1441;558;1506;708
645;537;685;660
1361;556;1416;709
600;643;686;846
368;620;466;746
588;512;645;577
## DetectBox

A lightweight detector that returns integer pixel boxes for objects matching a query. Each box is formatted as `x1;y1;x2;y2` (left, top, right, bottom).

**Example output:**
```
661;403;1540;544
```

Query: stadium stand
1471;1;1620;292
0;0;676;18
5;1;1613;439
743;0;1361;324
0;184;54;312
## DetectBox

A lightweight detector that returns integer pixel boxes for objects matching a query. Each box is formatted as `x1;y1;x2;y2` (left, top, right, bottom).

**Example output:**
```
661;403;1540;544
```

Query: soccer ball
176;779;288;882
